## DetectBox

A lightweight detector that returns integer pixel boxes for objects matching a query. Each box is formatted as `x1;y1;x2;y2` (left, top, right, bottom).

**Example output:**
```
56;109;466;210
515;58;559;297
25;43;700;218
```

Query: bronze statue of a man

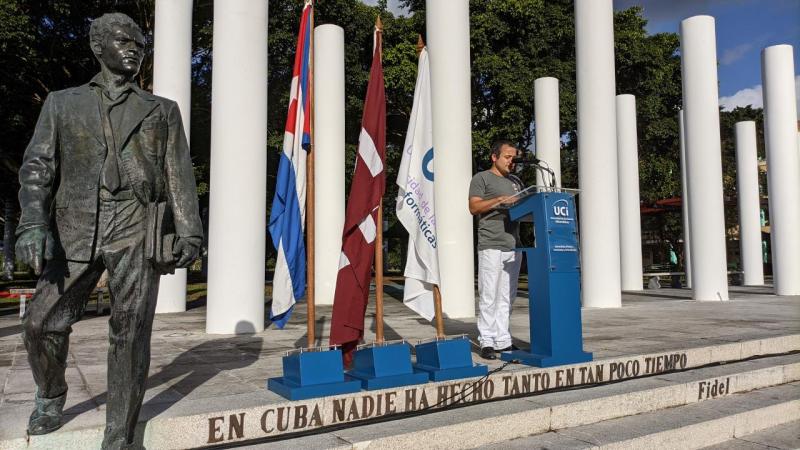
16;13;202;448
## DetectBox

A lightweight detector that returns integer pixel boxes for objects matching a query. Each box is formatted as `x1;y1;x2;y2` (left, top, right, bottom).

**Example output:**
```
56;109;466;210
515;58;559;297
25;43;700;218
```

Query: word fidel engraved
698;377;730;400
15;13;202;448
206;352;690;444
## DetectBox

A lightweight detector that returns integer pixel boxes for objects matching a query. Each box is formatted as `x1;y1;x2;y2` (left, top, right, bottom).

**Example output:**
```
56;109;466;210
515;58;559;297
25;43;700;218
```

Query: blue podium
499;189;593;367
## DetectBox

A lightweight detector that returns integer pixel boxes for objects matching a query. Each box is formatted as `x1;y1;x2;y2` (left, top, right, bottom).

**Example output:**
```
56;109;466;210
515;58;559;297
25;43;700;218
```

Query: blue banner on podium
499;190;592;367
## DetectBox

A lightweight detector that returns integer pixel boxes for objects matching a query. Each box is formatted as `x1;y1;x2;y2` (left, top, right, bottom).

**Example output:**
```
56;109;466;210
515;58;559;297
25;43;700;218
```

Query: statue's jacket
17;78;203;262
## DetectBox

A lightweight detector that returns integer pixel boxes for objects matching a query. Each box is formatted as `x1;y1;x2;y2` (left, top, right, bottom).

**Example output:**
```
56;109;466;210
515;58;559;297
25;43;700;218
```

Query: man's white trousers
477;249;521;349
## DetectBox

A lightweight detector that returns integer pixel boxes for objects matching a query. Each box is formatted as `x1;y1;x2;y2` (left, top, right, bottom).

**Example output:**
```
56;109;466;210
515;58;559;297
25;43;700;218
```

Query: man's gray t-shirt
469;170;523;251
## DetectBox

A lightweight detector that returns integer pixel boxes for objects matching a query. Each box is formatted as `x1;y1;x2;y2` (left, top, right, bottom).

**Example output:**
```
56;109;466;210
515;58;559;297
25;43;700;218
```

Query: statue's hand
173;236;201;268
15;228;50;275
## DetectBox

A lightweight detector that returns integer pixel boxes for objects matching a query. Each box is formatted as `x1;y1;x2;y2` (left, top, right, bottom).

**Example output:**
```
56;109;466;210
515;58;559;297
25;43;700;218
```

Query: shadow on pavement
624;290;692;301
61;321;263;447
0;323;22;338
291;316;328;349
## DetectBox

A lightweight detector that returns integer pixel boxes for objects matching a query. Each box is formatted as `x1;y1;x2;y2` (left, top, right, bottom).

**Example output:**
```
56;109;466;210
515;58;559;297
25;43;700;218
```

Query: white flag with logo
395;48;438;321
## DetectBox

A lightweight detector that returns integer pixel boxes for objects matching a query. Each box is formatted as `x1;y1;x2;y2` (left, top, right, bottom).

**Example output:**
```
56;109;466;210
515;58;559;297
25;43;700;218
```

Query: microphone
512;155;540;165
513;154;556;188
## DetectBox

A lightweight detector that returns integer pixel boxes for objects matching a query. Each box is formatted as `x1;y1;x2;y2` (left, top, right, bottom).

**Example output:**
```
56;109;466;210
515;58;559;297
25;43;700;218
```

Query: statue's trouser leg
97;198;159;450
23;258;104;400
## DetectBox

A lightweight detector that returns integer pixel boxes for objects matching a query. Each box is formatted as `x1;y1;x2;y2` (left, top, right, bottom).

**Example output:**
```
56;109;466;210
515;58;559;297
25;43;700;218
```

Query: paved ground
0;283;797;443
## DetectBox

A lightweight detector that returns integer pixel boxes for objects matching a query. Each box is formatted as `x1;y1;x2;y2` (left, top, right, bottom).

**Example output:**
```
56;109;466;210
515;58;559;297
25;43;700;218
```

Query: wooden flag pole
306;2;316;348
374;15;385;344
433;285;445;338
375;201;384;343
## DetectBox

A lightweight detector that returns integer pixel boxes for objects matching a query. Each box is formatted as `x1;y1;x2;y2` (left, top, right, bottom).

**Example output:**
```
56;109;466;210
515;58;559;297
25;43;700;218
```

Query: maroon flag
330;22;386;363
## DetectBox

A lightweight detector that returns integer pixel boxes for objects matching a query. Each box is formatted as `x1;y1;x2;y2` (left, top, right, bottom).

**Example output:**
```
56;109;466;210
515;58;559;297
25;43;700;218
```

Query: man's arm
16;94;59;274
163;100;203;267
469;195;513;215
18;94;58;235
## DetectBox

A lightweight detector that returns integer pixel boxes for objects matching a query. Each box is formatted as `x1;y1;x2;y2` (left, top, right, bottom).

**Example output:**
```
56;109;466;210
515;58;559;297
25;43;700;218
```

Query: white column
206;0;268;333
427;0;475;318
762;44;800;295
680;16;729;301
313;25;345;306
616;95;643;291
574;0;621;308
678;110;692;288
735;121;765;286
153;0;193;314
534;77;561;187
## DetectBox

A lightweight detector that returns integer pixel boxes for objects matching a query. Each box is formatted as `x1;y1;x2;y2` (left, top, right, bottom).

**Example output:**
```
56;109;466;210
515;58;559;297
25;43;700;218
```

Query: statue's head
90;13;144;79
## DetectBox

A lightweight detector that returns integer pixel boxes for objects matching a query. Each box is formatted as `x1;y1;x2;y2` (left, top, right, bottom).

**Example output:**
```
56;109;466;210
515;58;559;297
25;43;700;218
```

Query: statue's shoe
28;414;63;435
27;391;66;435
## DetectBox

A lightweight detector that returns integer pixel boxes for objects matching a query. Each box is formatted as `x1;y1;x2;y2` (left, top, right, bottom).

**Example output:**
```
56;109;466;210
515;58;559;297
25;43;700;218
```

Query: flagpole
375;200;384;343
374;15;385;344
306;1;316;348
433;285;445;338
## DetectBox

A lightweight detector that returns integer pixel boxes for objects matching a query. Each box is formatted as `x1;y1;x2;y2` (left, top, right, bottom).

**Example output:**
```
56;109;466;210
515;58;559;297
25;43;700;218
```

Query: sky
613;0;799;111
362;0;800;112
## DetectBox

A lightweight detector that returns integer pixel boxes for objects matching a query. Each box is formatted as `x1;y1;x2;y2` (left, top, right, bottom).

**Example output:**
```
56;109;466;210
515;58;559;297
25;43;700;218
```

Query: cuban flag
268;1;313;328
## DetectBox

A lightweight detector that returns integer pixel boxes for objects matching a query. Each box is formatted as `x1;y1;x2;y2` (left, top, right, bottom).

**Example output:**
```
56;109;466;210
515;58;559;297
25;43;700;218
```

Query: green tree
0;0;709;274
0;1;155;185
614;7;683;203
719;106;766;268
0;0;156;274
401;1;685;265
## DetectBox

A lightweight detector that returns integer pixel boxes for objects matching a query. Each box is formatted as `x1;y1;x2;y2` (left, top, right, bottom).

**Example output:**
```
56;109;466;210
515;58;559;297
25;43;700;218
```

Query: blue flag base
413;337;488;382
347;342;430;390
499;349;593;368
267;376;362;401
267;347;362;400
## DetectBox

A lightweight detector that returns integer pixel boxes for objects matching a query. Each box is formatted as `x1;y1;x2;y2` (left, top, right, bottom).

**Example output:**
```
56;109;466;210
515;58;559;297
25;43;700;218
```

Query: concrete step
239;353;800;450
490;382;799;450
3;338;798;449
700;420;800;450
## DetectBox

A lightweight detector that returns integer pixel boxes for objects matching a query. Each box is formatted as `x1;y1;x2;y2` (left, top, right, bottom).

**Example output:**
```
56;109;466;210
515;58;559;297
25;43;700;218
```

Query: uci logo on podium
553;199;570;217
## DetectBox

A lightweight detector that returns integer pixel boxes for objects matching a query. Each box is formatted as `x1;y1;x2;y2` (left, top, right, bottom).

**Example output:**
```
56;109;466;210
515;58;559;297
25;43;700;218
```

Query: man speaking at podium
468;140;524;360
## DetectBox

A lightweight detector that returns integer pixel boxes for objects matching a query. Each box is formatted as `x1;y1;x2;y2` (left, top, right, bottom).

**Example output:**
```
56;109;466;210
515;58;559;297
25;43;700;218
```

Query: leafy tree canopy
1;0;757;268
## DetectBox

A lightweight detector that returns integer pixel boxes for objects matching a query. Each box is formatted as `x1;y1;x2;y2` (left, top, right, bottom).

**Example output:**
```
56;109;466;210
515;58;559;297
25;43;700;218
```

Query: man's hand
495;195;515;206
15;228;50;275
469;195;515;215
173;236;202;268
